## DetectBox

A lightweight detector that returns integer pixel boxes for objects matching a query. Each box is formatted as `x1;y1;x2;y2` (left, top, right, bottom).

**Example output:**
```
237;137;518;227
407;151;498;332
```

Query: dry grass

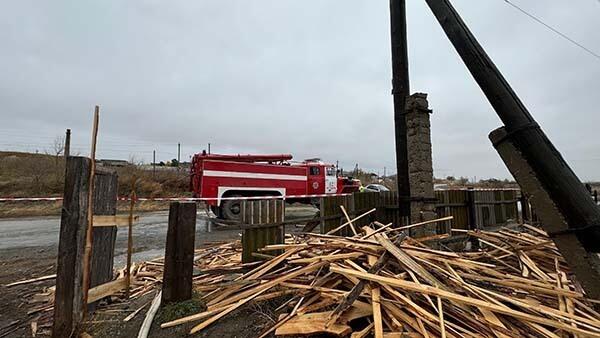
0;151;65;197
0;151;190;217
0;151;189;198
114;166;189;198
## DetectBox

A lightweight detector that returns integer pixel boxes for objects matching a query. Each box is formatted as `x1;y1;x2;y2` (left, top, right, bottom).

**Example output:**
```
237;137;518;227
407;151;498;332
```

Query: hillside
0;151;190;217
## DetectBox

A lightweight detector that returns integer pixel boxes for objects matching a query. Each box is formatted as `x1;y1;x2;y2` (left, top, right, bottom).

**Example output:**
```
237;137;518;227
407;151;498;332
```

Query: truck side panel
200;160;308;205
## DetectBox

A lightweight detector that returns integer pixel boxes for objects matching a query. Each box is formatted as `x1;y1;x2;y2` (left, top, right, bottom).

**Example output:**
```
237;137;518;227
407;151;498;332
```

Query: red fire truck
190;153;361;220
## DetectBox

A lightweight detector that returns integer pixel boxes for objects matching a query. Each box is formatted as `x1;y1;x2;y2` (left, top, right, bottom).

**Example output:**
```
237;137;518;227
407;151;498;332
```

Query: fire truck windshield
326;167;335;176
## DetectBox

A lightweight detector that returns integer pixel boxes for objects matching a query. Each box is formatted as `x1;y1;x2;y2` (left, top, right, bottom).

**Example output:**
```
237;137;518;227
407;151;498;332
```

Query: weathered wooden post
162;202;197;303
465;188;477;230
520;193;530;224
390;0;411;225
64;129;71;157
52;159;120;337
52;156;90;338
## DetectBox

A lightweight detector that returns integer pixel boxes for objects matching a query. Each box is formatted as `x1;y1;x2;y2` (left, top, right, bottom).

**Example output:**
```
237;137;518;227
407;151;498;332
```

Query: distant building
97;159;130;167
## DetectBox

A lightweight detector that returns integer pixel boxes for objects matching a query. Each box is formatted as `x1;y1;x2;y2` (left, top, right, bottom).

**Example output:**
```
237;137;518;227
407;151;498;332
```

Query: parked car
364;184;390;192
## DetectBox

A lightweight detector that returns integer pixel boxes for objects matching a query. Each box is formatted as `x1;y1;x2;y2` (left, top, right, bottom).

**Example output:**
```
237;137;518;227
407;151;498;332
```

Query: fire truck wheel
222;197;242;220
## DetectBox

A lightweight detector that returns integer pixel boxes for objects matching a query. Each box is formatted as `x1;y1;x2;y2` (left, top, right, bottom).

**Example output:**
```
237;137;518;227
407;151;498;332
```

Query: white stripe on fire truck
202;170;307;181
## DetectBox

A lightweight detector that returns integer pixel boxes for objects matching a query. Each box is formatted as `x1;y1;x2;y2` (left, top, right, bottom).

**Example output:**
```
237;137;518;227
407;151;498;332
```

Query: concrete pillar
405;93;438;236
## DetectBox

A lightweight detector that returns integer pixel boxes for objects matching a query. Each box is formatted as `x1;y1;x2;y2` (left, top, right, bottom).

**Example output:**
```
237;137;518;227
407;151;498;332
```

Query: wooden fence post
520;193;530;224
466;188;477;230
89;170;118;309
162;202;197;303
52;156;90;338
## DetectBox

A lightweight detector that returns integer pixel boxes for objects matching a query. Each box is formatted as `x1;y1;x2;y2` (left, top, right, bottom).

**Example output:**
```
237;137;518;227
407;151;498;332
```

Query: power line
502;0;600;61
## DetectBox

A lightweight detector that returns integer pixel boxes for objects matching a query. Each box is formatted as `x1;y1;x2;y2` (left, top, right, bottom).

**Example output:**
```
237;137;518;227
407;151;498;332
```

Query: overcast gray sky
1;1;599;180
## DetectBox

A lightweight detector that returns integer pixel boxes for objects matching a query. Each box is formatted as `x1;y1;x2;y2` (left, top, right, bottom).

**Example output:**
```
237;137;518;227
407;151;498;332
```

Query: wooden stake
437;296;446;338
325;208;376;235
137;290;161;338
372;286;383;338
385;216;454;234
125;179;137;299
340;205;358;235
81;105;99;318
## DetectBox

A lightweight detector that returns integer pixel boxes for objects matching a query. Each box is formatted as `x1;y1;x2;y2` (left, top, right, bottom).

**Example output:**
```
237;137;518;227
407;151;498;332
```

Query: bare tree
128;154;143;166
51;136;66;157
47;135;66;188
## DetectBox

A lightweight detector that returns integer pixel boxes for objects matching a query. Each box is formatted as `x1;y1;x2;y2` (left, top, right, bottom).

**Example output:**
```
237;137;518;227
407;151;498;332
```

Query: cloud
1;0;598;180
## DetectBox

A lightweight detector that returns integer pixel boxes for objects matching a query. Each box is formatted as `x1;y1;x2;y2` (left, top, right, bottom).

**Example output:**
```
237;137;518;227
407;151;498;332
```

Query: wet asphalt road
0;206;318;266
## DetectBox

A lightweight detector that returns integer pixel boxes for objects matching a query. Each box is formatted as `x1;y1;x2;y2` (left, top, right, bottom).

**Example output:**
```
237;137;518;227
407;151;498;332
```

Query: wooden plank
276;306;372;336
5;274;56;287
191;262;327;334
87;277;127;304
373;232;448;290
92;215;139;227
325;208;377;235
125;185;136;298
137;290;161;338
437;297;446;338
89;170;118;310
372;286;383;338
276;312;352;336
162;202;197;303
330;266;600;337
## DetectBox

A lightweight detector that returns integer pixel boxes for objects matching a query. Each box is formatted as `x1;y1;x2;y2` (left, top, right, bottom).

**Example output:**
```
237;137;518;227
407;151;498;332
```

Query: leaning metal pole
390;0;412;224
423;0;600;246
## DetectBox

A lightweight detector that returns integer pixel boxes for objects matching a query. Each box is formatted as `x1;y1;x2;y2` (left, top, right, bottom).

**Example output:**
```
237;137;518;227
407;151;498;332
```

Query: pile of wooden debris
161;223;600;337
12;222;600;337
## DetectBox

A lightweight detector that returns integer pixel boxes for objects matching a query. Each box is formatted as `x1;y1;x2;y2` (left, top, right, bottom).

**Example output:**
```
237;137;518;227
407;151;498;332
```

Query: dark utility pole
390;0;411;223
153;150;156;177
177;143;181;165
208;143;211;154
64;129;71;157
423;0;600;249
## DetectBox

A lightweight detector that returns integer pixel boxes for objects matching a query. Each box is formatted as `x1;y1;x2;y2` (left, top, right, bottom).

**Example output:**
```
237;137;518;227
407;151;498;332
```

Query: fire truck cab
190;153;360;220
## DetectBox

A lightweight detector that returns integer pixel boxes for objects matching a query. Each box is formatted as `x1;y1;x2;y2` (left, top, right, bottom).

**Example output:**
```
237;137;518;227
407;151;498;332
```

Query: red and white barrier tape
0;193;352;203
0;197;64;202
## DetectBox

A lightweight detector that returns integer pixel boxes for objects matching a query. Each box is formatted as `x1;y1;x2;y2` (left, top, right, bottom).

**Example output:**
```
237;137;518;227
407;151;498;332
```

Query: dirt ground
0;207;317;337
83;289;289;338
0;245;57;337
0;240;287;338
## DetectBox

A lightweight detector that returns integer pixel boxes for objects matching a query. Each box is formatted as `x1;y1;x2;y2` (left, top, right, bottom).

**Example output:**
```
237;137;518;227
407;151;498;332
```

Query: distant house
97;159;130;167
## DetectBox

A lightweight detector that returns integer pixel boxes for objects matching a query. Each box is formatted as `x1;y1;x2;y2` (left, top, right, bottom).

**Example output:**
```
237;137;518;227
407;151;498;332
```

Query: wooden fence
238;189;520;262
435;189;519;230
320;191;407;234
319;189;520;234
240;199;285;263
